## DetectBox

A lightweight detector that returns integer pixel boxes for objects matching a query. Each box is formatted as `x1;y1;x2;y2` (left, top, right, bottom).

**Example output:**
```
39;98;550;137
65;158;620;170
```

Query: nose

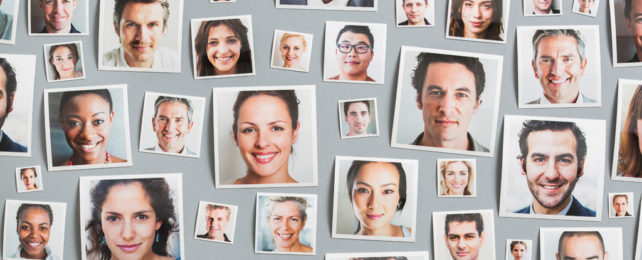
542;160;561;180
217;42;230;54
287;48;295;57
254;130;269;148
53;1;63;14
164;118;176;131
472;4;482;17
456;237;466;249
438;93;456;114
121;220;135;240
550;59;565;76
367;191;382;210
136;25;151;42
79;123;97;141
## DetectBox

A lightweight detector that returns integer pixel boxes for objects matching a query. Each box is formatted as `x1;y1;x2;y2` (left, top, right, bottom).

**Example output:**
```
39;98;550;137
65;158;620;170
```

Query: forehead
0;65;6;94
20;207;50;222
283;36;304;45
338;31;371;45
53;46;72;55
239;95;291;120
121;1;165;22
208;24;235;38
423;62;476;93
614;196;628;203
157;101;188;114
525;129;577;155
404;0;426;4
62;93;110;113
207;208;229;217
103;182;152;209
447;220;478;234
347;102;369;112
446;161;468;171
21;169;36;175
356;162;400;184
632;0;642;12
536;36;580;56
560;235;604;257
271;201;301;216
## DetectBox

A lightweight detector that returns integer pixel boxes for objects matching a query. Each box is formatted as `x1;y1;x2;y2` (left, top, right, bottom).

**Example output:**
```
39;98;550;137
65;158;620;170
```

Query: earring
101;236;106;246
155;231;159;243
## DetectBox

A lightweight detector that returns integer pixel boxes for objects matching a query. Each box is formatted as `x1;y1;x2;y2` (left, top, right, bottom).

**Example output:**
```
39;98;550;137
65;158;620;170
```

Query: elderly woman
439;160;474;196
448;0;504;41
10;203;59;260
618;85;642;177
194;18;253;77
263;196;313;253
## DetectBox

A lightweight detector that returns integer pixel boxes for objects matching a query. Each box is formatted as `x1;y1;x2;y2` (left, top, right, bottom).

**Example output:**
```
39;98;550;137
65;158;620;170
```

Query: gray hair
153;96;193;123
532;29;586;63
264;196;308;221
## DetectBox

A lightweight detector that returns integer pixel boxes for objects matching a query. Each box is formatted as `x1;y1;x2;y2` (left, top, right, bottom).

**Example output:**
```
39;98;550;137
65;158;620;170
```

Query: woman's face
60;93;113;164
280;36;305;67
235;95;299;180
51;46;76;79
511;243;526;260
101;182;162;260
21;169;37;190
206;24;242;75
267;201;305;250
460;0;494;38
444;162;469;195
17;207;51;258
351;162;401;233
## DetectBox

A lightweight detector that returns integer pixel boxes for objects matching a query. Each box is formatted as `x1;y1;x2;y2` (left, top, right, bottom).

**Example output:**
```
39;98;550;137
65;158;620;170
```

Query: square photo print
609;0;642;66
28;0;89;35
540;227;622;260
15;165;43;193
608;192;634;218
338;98;379;139
44;41;86;82
276;0;377;11
505;239;532;260
326;251;430;260
271;30;313;72
432;209;496;260
194;201;238;244
446;0;510;43
395;0;434;27
611;79;642;181
0;54;36;157
437;158;476;197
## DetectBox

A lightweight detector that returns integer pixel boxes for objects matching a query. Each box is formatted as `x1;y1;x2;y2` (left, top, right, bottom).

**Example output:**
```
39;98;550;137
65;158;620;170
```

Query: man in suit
556;231;608;260
36;0;80;34
145;95;195;156
514;120;596;217
532;0;560;14
0;58;26;152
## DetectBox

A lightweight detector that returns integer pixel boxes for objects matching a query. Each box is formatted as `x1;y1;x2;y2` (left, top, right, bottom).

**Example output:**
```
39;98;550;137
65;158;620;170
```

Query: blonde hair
280;33;307;50
439;160;474;195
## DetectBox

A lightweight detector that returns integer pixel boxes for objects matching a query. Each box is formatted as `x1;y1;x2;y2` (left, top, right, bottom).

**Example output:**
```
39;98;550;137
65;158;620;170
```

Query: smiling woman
10;203;57;260
448;0;504;41
48;43;83;81
193;17;253;77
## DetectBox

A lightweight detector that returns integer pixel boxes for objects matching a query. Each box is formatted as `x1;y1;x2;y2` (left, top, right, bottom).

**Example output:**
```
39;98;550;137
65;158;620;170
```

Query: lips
276;232;293;240
548;77;570;85
216;55;234;62
253;152;278;164
435;119;459;126
118;243;142;252
24;241;43;248
366;213;383;220
79;141;100;153
456;251;470;257
345;60;360;65
469;21;484;28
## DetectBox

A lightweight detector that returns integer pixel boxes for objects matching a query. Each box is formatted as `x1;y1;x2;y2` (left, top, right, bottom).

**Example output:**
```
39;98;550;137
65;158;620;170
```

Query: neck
215;66;237;75
275;242;305;252
284;61;300;68
408;19;425;26
59;71;75;79
359;224;398;237
447;189;462;196
124;53;154;68
616;212;626;216
160;143;185;154
339;72;368;81
70;151;108;165
347;130;366;136
544;90;580;104
21;248;46;259
208;232;225;241
463;30;486;39
535;8;551;14
532;196;571;215
420;131;469;150
46;24;70;34
241;168;295;184
579;7;588;13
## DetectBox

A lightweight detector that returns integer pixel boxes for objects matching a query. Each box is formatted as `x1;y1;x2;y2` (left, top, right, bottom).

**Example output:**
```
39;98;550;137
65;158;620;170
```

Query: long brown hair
618;85;642;177
448;0;504;41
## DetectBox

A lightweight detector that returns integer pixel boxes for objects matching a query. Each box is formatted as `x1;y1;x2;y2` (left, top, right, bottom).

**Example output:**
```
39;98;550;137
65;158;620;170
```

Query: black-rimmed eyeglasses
336;43;371;54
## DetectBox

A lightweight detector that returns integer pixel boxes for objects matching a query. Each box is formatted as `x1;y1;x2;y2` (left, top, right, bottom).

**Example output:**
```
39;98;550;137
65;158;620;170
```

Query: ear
532;59;539;79
186;120;194;133
344;115;349;123
472;98;481;114
155;219;162;231
520;157;527;175
479;231;485;245
7;92;14;113
579;58;588;76
291;121;300;144
113;22;120;38
577;159;585;178
556;253;560;260
151;117;157;132
416;92;422;110
626;18;633;34
72;0;78;8
604;251;609;260
109;111;115;124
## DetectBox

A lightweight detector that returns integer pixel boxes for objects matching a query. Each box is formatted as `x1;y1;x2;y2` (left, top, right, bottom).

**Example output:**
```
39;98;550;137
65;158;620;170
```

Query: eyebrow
104;210;153;216
210;35;238;41
355;181;397;187
239;120;289;125
340;40;369;45
425;85;472;93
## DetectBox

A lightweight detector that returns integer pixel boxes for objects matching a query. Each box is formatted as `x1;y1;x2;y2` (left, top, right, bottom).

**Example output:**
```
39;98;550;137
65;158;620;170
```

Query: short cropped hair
532;29;586;63
625;0;635;19
206;204;231;219
444;213;483;236
113;0;170;30
517;120;587;173
557;231;605;257
0;58;17;111
153;96;193;123
343;100;370;117
335;25;374;50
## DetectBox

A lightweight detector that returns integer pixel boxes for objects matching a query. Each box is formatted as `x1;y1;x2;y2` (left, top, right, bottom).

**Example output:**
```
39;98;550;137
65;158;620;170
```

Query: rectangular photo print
610;0;642;67
213;85;318;188
432;209;496;260
437;158;476;197
194;201;238;244
332;156;418;242
326;251;430;260
79;173;184;260
255;192;317;255
395;0;434;27
44;85;133;171
139;92;206;158
445;0;510;43
611;79;642;181
98;0;183;72
517;25;601;108
323;21;387;85
338;98;379;139
523;0;562;16
0;54;35;157
44;41;86;82
0;0;19;44
540;227;622;260
391;46;503;157
572;0;599;17
28;0;88;35
15;165;43;193
506;239;532;260
636;198;642;260
190;15;255;79
271;29;313;72
499;115;605;221
2;200;67;260
276;0;377;11
608;192;634;218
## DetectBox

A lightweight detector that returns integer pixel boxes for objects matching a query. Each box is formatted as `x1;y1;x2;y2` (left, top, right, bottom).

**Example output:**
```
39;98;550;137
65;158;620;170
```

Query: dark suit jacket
348;0;373;7
0;131;27;152
514;196;596;217
280;0;307;4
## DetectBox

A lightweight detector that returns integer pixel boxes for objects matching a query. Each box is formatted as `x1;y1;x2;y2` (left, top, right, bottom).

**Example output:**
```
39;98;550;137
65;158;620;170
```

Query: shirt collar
153;144;188;155
529;196;574;215
538;91;584;104
118;47;159;68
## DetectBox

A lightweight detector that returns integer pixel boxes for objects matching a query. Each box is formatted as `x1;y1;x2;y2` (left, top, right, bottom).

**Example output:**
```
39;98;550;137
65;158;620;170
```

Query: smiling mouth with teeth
277;232;293;240
216;56;234;62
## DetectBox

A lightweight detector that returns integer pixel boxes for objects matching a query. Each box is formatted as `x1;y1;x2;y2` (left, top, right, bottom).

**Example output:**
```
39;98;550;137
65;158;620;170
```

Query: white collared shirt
152;144;189;155
102;46;179;71
538;91;586;104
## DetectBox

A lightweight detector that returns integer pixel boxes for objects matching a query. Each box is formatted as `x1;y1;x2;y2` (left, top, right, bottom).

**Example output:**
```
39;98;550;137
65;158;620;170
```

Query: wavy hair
448;0;503;41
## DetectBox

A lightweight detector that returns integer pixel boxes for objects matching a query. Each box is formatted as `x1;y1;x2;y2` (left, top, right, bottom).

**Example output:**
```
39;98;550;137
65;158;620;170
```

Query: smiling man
399;0;430;26
329;25;375;82
410;52;488;152
343;100;372;137
102;0;178;70
0;58;26;153
197;204;231;242
556;231;608;260
145;96;195;155
529;29;595;104
532;0;560;14
515;120;596;217
444;213;485;260
37;0;80;33
625;0;642;62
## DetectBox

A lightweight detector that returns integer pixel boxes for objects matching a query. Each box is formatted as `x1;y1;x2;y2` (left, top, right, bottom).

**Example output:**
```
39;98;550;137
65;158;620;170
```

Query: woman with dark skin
10;203;59;260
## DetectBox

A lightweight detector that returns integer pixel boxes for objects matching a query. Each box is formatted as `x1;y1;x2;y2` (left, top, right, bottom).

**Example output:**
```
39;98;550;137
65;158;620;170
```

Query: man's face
533;0;552;13
521;129;583;211
205;208;229;240
0;65;13;131
344;102;370;136
402;0;428;25
532;36;587;103
626;0;642;55
578;0;594;13
39;0;77;33
613;196;628;216
556;235;608;260
114;2;166;67
335;31;374;78
417;62;480;146
444;221;484;260
152;101;193;153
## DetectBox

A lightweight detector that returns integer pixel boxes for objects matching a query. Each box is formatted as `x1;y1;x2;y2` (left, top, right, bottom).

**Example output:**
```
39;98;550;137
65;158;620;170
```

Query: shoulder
580;93;596;104
514;206;530;214
552;9;560;14
328;75;340;80
567;197;596;217
185;146;197;156
70;24;80;34
155;47;180;69
0;133;27;152
398;20;409;26
144;146;155;152
110;155;127;163
467;133;489;152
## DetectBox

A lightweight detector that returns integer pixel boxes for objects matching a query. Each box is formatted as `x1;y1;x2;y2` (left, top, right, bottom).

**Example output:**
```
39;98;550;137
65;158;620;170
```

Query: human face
115;2;166;68
345;102;371;136
152;101;193;153
39;0;77;33
205;208;229;240
626;0;642;56
267;201;305;251
60;93;113;164
556;235;608;260
532;36;587;104
521;129;583;213
335;31;374;80
613;196;628;216
351;162;401;234
206;24;242;75
512;243;526;260
235;95;298;180
403;0;428;25
21;169;37;190
280;36;305;68
444;161;469;195
51;46;76;79
460;0;494;39
101;182;162;260
533;0;552;14
17;207;51;259
578;0;594;13
0;65;13;131
417;62;480;147
444;221;484;260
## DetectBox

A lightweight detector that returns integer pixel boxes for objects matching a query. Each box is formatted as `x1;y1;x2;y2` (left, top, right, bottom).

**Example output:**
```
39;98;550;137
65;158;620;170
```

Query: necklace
68;151;110;166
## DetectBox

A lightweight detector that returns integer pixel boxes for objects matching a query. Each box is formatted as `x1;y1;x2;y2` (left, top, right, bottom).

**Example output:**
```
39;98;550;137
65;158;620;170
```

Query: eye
427;90;444;96
67;120;81;127
20;224;30;230
272;126;284;131
456;92;469;98
482;3;492;9
39;226;49;232
448;235;459;241
106;216;120;222
175;118;184;123
241;127;255;134
383;189;395;194
93;119;105;126
533;157;545;163
356;187;369;194
227;38;238;45
208;40;219;46
282;46;289;50
271;216;281;222
135;214;149;221
290;217;299;223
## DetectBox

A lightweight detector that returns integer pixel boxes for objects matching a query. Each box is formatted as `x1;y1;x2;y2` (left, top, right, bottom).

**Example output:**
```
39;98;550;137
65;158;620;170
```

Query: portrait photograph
505;239;532;260
572;0;599;17
610;0;642;66
611;79;642;181
608;192;634;218
0;0;19;44
332;156;418;242
517;25;601;108
636;199;642;260
338;98;379;139
325;251;430;260
254;192;317;255
432;209;495;260
43;41;86;83
437;158;476;197
98;0;183;73
194;201;238;244
391;46;502;157
523;0;562;16
15;165;43;193
395;0;434;27
44;85;133;171
79;173;184;260
28;0;88;35
190;15;255;79
446;0;510;43
213;85;318;188
2;200;66;260
276;0;377;11
323;21;387;85
540;227;622;260
270;29;313;72
0;54;35;157
139;92;205;158
499;115;605;221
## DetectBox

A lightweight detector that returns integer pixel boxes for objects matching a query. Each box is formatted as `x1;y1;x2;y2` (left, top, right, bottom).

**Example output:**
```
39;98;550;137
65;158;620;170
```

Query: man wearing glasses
329;25;375;82
343;100;372;137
